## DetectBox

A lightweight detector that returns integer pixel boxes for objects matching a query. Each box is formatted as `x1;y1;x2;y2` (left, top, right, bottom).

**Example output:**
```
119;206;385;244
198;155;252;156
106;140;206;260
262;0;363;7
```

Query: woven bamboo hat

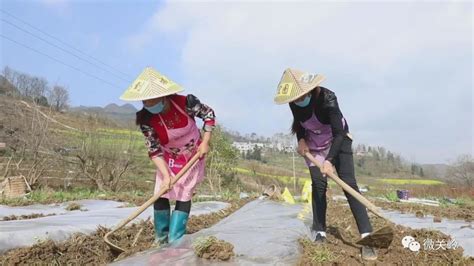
120;67;184;101
274;68;325;104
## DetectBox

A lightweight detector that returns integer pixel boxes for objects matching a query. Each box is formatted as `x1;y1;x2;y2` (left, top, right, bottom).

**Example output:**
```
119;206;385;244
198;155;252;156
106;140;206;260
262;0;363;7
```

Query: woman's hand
297;139;309;156
160;174;172;192
321;160;334;177
152;157;173;192
197;142;210;158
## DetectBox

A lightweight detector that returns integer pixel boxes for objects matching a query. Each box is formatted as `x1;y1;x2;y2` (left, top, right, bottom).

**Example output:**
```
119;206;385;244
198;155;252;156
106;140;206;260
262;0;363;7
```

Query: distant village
229;132;297;154
229;131;379;158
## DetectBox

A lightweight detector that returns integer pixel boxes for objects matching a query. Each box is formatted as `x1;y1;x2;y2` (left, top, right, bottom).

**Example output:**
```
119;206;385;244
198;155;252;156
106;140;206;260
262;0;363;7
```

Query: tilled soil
298;200;474;265
0;199;250;265
374;199;474;222
187;199;249;234
2;213;56;221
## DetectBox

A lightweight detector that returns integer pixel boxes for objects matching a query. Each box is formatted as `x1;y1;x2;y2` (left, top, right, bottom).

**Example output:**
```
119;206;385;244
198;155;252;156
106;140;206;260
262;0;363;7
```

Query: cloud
127;1;472;163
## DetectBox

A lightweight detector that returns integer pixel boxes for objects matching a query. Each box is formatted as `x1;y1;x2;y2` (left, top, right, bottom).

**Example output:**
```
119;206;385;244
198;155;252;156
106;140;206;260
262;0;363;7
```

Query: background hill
70;103;137;127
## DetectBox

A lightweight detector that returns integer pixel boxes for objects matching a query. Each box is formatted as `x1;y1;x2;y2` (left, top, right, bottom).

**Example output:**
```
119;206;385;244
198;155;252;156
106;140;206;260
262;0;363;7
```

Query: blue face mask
294;94;312;107
144;100;165;114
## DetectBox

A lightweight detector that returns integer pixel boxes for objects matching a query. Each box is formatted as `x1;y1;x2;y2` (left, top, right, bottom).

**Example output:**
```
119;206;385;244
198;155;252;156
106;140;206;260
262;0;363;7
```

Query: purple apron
301;113;347;167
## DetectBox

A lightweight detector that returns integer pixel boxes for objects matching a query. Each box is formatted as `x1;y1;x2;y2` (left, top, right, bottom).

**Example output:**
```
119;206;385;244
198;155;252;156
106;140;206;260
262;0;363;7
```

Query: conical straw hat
274;68;325;104
120;67;184;101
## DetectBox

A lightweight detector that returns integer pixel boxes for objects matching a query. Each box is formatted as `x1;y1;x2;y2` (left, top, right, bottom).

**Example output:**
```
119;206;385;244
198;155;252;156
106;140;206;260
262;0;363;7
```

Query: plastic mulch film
113;200;312;266
0;200;230;254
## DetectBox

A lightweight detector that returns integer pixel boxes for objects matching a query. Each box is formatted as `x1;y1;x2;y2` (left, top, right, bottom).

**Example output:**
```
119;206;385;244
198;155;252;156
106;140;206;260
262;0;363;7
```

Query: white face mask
294;94;312;107
144;100;165;114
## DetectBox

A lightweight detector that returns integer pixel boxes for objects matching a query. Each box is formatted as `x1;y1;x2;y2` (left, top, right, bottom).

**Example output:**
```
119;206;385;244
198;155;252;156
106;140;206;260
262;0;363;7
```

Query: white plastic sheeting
0;200;230;254
113;200;473;266
112;200;310;266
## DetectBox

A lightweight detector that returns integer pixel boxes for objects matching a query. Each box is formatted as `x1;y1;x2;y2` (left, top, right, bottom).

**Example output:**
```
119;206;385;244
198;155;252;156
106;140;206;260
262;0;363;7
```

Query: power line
1;33;123;89
1;18;132;83
0;9;134;80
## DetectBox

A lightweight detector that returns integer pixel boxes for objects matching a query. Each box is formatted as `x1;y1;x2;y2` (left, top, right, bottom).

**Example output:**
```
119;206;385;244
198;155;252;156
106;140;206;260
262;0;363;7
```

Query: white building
232;142;265;153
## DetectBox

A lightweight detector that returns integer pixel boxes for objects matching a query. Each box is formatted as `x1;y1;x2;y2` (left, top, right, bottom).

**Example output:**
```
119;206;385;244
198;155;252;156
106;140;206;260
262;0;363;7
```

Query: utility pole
292;150;296;193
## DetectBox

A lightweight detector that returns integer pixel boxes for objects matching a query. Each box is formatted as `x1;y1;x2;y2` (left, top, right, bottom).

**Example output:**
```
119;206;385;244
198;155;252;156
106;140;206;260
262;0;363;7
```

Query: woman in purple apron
120;67;215;245
274;68;377;261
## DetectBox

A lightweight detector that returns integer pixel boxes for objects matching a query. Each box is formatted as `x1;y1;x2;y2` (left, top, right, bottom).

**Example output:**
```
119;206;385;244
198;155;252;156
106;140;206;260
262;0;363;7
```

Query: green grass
383;191;400;202
0;188;148;206
378;178;444;185
234;167;311;185
263;150;308;170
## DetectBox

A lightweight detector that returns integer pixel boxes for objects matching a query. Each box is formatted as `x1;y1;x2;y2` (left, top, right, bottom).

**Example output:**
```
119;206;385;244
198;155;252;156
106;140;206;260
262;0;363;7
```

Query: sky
0;0;472;164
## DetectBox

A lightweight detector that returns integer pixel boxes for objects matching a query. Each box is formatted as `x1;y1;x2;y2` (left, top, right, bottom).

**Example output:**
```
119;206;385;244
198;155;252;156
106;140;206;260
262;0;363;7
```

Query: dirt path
298;200;473;265
0;199;250;265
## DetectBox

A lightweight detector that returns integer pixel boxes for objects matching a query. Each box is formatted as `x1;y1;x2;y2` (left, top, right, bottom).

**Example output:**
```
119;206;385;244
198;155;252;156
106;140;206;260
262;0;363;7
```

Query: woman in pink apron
274;68;377;261
120;68;215;245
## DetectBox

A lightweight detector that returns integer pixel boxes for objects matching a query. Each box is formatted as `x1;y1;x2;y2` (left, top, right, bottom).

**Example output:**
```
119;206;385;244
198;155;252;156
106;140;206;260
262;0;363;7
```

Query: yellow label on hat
155;76;171;88
130;80;149;93
277;82;294;96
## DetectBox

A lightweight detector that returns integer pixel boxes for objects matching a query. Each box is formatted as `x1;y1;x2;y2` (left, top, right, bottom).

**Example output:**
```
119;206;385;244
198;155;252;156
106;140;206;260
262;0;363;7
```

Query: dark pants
310;138;372;234
154;197;191;214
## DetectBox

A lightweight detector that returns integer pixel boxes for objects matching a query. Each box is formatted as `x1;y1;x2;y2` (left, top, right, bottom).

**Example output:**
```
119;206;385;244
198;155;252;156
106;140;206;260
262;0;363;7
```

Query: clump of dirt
192;236;235;261
374;199;473;222
2;213;56;221
0;199;251;265
65;202;82;211
298;199;474;265
415;211;424;218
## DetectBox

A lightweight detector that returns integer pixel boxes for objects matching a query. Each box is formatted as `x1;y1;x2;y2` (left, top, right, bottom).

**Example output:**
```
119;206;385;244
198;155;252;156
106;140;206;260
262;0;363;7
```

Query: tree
2;66;17;88
34;96;49;107
30;77;48;101
74;132;137;192
3;67;49;102
15;73;31;97
49;85;69;111
206;126;239;193
419;167;424;177
373;150;380;161
378;146;386;159
3;101;55;189
411;164;417;175
387;151;394;162
245;145;263;161
447;155;474;187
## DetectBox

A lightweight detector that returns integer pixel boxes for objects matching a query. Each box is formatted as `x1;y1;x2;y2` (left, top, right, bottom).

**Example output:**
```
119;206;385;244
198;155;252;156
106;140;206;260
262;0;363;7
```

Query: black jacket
290;87;350;163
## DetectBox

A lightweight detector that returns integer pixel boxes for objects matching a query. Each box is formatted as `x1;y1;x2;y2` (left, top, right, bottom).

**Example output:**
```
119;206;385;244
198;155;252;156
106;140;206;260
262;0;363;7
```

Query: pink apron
301;113;347;167
153;99;206;201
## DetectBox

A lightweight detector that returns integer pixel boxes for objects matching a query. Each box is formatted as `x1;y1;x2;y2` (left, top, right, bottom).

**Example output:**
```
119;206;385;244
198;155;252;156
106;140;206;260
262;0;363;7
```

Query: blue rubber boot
154;209;170;245
168;210;189;243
